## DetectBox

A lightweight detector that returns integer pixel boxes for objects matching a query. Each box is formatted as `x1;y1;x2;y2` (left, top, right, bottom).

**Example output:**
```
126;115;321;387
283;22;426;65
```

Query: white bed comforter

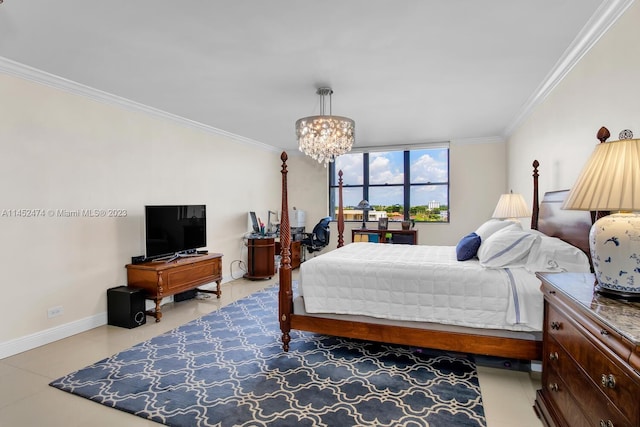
299;243;543;332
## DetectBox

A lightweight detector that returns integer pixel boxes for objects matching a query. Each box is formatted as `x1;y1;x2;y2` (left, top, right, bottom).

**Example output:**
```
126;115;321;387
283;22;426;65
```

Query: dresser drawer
543;366;591;427
547;305;639;424
164;261;218;290
546;338;631;426
545;287;632;361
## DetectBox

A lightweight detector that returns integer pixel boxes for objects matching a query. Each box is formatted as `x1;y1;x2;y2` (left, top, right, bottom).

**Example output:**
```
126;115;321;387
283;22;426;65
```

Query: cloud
334;148;449;207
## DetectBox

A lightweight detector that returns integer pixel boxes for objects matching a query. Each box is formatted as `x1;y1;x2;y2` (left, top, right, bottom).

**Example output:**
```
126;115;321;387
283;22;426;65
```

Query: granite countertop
539;272;640;346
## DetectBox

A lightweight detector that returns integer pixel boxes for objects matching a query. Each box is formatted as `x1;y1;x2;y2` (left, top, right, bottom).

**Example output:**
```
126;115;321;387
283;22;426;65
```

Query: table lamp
491;191;531;221
563;127;640;299
356;199;371;229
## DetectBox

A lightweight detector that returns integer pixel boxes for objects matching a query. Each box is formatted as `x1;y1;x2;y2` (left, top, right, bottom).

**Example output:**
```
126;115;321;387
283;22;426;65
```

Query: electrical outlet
47;305;63;318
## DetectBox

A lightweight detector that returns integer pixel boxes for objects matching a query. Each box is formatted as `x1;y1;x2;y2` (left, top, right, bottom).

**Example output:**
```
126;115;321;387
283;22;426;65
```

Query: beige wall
508;1;640;198
231;138;506;256
288;139;507;250
0;72;291;356
0;69;507;357
0;37;515;357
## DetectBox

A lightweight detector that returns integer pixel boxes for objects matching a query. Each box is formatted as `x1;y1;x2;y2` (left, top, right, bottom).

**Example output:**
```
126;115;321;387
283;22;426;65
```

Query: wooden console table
352;229;418;245
126;253;223;322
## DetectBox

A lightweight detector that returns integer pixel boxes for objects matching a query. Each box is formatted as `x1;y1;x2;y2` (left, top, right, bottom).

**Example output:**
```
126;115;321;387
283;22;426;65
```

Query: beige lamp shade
492;192;530;220
563;137;640;298
563;138;640;211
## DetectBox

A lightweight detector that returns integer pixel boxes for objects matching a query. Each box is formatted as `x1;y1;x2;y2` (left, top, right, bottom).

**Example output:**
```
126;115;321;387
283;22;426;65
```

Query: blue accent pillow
456;232;481;261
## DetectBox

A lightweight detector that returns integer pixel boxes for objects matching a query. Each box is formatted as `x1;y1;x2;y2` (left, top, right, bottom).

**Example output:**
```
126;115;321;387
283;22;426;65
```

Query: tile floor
0;274;542;427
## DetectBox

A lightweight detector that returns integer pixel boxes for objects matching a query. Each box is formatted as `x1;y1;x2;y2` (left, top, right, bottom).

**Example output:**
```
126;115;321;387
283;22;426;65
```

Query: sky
333;148;449;208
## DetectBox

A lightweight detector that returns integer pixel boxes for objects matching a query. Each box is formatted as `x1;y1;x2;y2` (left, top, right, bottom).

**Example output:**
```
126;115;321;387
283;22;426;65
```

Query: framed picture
378;217;388;230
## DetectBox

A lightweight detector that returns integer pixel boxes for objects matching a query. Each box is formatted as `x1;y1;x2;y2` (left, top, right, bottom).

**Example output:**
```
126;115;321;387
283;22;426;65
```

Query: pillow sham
524;232;591;273
478;226;538;268
474;219;521;242
456;232;481;261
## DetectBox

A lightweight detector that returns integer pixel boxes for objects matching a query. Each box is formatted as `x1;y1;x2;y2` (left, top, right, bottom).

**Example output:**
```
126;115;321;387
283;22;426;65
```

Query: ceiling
0;0;624;152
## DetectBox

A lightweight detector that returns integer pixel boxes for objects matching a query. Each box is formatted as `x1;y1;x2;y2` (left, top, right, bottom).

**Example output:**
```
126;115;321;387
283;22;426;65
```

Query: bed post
337;170;344;248
531;159;540;230
278;152;292;351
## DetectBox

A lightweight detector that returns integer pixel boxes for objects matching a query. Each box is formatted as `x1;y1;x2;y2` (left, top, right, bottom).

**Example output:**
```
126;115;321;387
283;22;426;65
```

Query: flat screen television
145;205;206;260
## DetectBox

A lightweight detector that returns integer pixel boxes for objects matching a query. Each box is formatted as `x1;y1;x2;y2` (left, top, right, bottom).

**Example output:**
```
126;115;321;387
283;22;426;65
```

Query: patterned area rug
50;285;486;427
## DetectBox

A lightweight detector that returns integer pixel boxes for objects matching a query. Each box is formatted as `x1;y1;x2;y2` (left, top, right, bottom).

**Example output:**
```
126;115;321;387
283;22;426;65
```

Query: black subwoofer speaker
107;286;146;328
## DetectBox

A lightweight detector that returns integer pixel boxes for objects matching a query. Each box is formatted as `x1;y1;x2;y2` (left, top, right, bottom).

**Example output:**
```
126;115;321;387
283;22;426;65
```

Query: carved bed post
531;160;540;230
278;152;292;351
337;170;344;248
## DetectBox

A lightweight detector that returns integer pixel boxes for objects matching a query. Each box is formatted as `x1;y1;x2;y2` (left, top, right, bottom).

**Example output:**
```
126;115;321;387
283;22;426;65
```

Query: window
329;146;449;223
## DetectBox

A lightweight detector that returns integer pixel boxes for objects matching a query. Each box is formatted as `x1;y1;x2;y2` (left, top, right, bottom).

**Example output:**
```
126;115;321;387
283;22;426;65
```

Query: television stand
162;252;203;263
126;253;223;322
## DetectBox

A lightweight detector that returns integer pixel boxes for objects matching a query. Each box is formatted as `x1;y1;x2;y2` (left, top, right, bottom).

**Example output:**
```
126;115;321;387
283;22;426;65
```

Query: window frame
329;146;450;223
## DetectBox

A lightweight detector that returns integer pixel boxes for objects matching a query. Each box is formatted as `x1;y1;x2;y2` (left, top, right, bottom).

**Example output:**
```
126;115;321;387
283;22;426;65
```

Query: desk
244;237;302;280
352;229;417;245
276;240;301;269
244;237;275;280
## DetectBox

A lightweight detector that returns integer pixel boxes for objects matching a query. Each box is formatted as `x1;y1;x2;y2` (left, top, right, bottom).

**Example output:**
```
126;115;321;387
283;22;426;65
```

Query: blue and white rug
50;285;486;426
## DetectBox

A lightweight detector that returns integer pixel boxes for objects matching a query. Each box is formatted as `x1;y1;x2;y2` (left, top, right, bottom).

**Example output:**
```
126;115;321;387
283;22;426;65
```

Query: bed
277;154;593;360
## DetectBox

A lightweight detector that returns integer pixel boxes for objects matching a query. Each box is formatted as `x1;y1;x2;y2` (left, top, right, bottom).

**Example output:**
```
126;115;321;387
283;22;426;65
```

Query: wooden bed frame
277;153;592;360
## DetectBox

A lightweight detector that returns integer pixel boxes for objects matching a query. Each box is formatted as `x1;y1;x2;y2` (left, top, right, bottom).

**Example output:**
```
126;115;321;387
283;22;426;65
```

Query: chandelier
296;87;355;167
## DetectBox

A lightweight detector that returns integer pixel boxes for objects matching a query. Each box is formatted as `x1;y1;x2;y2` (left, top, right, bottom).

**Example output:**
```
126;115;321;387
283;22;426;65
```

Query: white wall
508;1;640;197
0;72;287;357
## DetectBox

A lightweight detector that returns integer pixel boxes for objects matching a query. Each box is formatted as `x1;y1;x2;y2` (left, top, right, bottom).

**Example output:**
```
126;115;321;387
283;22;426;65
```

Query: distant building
339;209;387;222
428;200;441;210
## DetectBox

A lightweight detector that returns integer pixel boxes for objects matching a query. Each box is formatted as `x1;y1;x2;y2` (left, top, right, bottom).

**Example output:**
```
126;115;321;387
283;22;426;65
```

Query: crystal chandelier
296;87;355;167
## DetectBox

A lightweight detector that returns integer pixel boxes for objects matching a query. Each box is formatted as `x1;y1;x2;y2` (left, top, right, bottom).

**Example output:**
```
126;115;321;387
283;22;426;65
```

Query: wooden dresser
535;272;640;427
126;253;223;322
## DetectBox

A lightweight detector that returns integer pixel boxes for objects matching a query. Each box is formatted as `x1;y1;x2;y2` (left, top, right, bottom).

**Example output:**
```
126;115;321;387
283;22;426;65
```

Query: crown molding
0;57;278;153
503;0;635;137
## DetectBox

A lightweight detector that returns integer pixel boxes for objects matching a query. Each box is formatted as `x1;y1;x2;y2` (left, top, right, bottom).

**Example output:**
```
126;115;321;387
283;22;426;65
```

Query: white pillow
524;232;591;273
478;226;538;268
475;219;521;242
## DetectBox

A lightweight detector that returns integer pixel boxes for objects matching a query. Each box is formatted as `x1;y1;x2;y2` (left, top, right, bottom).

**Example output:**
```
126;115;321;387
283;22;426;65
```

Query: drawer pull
550;321;561;330
549;352;559;361
600;329;609;336
601;374;616;389
548;383;559;392
600;420;614;427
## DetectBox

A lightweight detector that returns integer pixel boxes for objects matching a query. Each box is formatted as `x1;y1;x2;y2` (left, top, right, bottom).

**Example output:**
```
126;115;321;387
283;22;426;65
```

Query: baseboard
0;277;229;360
0;312;107;360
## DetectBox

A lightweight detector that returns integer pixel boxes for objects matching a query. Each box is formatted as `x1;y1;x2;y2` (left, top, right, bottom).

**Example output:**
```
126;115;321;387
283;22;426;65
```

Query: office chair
300;216;332;261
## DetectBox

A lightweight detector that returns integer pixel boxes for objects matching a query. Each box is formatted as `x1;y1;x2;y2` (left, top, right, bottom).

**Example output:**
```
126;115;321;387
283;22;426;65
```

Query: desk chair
300;216;331;261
